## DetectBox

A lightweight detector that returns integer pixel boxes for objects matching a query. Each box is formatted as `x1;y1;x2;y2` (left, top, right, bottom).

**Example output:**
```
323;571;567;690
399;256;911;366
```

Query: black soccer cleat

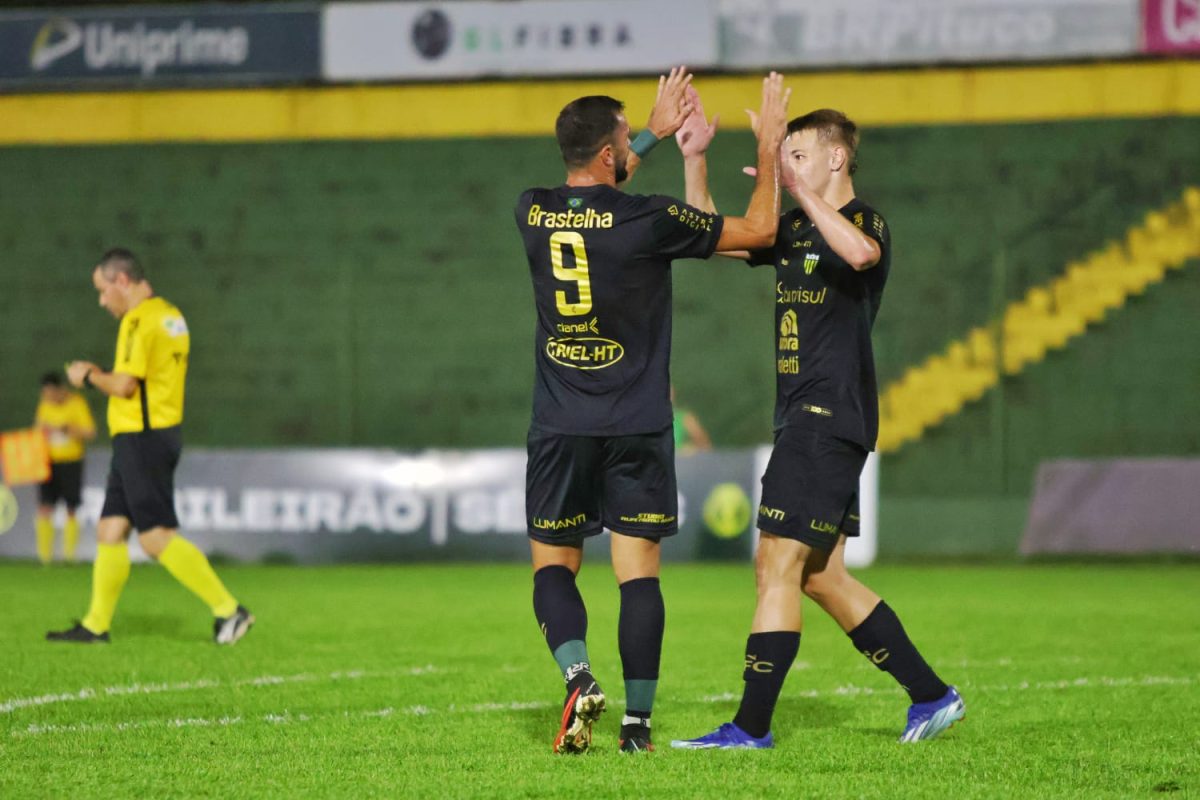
553;673;606;754
46;621;110;644
213;605;255;645
619;722;654;753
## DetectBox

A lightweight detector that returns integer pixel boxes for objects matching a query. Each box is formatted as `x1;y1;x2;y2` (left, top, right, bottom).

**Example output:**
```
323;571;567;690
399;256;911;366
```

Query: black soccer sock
618;577;665;720
732;631;801;739
848;601;949;704
532;565;591;681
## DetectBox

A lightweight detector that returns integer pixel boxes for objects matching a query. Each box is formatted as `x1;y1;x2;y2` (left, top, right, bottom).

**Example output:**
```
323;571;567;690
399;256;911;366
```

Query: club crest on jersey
545;336;624;370
803;253;820;275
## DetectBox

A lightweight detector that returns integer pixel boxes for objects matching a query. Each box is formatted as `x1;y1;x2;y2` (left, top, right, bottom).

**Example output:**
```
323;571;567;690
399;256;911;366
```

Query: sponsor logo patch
545;336;623;370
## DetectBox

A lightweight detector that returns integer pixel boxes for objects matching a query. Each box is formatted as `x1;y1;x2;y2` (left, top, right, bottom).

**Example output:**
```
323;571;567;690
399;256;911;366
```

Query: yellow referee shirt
34;393;95;463
109;296;190;435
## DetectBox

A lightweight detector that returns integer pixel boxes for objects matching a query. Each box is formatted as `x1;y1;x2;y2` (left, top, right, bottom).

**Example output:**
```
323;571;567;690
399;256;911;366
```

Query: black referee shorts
756;426;868;551
526;424;678;545
37;460;84;510
100;426;182;532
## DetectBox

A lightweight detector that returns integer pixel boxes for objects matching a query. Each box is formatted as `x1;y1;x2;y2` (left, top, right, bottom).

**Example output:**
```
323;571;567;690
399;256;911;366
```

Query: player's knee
137;528;175;559
95;519;129;545
754;551;802;593
801;568;847;603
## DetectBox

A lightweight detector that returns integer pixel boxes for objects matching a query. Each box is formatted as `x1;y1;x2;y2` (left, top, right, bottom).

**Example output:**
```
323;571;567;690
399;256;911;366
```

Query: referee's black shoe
213;605;255;645
46;621;109;643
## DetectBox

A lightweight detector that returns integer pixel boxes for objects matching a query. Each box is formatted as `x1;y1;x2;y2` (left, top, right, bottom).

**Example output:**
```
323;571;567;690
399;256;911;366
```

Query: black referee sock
848;601;949;704
532;565;591;680
733;631;801;739
618;577;665;720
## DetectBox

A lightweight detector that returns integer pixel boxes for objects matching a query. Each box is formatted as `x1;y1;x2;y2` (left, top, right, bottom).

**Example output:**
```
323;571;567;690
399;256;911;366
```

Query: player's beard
615;154;629;184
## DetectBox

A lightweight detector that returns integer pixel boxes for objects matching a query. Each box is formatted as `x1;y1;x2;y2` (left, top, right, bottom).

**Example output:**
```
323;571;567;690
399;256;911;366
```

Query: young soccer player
671;95;964;748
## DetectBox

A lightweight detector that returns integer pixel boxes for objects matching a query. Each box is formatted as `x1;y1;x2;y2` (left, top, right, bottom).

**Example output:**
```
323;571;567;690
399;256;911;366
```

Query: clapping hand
675;86;719;158
645;66;695;140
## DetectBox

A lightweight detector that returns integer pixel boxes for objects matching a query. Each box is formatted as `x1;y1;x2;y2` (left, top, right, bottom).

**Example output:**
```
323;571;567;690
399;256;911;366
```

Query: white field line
8;673;1196;739
788;655;1087;672
12;700;555;738
0;665;439;716
0;656;1107;715
701;673;1198;703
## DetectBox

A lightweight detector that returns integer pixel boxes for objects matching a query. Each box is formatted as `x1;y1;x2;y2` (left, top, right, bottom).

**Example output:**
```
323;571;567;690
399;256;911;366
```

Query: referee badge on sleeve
163;316;189;337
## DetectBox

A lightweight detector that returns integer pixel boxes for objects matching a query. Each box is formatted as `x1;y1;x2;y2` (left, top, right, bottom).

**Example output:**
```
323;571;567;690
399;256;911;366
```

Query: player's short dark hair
555;96;625;170
41;371;63;387
787;109;860;176
96;247;146;282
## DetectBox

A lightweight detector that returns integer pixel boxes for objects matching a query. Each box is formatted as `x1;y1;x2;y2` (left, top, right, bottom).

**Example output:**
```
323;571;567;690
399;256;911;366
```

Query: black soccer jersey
515;184;724;436
748;198;890;449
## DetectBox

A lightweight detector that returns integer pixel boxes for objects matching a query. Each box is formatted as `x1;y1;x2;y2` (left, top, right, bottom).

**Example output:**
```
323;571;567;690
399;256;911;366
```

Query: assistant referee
34;371;95;563
47;247;253;645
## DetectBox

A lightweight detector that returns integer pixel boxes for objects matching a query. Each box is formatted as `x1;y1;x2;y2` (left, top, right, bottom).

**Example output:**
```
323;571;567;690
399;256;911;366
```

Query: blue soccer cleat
899;686;965;743
670;722;774;750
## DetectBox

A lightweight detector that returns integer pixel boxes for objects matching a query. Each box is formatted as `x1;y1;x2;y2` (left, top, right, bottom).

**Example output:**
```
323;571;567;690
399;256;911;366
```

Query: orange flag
0;428;51;486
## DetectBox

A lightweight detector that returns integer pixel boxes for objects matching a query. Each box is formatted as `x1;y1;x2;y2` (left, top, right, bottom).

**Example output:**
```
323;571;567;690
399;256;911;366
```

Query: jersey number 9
550;231;592;316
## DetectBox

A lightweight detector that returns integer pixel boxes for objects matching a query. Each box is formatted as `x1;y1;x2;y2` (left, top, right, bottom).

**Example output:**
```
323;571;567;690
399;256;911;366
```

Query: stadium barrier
1143;0;1200;54
1020;458;1200;555
1;0;1172;92
718;0;1140;69
0;448;878;567
323;0;717;82
0;3;320;90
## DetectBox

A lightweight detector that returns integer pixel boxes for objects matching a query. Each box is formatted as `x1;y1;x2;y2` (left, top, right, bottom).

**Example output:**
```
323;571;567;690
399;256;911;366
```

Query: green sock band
630;129;660;158
624;679;658;715
552;640;590;677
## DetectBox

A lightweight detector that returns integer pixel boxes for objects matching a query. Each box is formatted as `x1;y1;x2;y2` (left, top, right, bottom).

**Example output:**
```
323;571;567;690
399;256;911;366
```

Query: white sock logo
564;661;591;683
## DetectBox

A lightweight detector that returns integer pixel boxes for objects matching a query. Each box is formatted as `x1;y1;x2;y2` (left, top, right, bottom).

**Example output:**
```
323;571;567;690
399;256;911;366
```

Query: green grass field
1;561;1196;799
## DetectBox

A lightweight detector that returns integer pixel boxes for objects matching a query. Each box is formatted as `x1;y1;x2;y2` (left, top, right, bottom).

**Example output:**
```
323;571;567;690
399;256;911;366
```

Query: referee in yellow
34;372;96;563
47;248;253;645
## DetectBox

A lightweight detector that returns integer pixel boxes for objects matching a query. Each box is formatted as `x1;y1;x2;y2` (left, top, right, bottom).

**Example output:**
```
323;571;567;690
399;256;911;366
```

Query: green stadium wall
3;116;1198;556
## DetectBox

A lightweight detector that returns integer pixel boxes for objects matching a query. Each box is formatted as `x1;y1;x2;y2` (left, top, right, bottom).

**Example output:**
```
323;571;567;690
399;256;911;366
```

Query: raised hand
752;71;790;150
675;86;719;158
745;139;802;192
645;66;695;140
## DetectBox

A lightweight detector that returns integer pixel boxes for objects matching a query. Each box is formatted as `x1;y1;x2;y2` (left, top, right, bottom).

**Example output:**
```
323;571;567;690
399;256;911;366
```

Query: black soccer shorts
525;424;678;545
100;426;182;532
756;426;868;551
37;460;84;509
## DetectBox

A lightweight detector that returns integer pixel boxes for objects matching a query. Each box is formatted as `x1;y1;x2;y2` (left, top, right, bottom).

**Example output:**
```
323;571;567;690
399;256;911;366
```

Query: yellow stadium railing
877;186;1200;453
